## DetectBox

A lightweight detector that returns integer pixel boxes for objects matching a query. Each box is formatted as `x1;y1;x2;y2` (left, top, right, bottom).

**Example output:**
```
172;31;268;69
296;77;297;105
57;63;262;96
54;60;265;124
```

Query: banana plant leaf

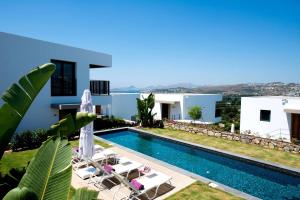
3;112;97;200
3;136;71;200
0;63;56;159
72;188;98;200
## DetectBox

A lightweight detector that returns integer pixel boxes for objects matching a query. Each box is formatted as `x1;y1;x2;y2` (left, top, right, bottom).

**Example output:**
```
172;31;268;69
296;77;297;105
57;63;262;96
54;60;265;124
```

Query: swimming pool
96;129;300;200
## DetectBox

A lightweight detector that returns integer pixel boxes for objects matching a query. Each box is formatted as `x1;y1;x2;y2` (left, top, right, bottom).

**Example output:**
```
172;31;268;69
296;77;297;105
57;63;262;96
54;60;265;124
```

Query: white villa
240;96;300;143
0;32;114;132
142;93;222;123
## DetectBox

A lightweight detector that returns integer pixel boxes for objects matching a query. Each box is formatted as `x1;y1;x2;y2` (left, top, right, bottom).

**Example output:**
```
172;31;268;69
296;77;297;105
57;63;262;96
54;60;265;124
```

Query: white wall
240;97;294;141
111;93;139;120
0;32;112;132
183;94;222;123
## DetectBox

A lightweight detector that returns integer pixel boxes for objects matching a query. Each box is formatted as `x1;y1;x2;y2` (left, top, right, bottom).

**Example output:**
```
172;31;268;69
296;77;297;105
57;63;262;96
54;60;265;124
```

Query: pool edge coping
94;127;261;200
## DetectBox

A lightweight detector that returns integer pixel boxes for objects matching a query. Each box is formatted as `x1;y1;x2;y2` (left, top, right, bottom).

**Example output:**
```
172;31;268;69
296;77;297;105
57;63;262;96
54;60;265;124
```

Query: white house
111;93;139;120
240;96;300;143
141;93;222;123
0;32;112;132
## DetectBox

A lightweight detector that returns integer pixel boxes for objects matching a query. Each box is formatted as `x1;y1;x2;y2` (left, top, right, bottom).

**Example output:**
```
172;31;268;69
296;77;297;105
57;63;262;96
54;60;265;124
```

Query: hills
112;82;300;96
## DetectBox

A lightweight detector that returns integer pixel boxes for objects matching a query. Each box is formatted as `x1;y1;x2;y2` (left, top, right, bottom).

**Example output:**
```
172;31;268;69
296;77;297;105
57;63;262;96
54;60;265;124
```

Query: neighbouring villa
240;96;300;143
142;93;222;123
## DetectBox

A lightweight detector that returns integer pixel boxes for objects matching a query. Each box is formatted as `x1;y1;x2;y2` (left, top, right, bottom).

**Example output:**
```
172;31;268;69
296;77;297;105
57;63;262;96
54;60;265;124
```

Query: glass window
90;80;110;95
51;60;76;96
260;110;271;122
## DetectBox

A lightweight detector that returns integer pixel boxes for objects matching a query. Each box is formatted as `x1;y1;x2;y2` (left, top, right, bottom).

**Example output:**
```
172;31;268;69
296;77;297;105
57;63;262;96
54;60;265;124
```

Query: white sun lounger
113;169;172;200
75;166;100;180
73;149;117;170
90;157;143;189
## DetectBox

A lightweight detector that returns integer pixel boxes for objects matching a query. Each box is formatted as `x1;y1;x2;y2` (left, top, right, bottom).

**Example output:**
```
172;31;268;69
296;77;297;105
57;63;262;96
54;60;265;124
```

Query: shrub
11;129;48;151
153;120;164;128
188;106;202;121
93;117;136;130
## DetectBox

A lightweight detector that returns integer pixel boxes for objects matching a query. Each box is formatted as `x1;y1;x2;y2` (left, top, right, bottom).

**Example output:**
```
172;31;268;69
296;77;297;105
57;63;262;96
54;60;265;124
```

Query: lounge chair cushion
104;164;115;174
76;166;98;179
131;179;144;190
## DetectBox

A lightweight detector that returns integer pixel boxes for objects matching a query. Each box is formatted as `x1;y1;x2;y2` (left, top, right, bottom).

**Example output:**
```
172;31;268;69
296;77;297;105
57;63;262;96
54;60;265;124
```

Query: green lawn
143;128;300;169
0;139;111;175
165;181;243;200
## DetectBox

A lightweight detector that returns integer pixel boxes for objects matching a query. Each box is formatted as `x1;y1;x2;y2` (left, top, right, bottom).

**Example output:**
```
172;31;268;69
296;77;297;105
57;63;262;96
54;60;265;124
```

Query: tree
136;93;156;127
188;106;202;122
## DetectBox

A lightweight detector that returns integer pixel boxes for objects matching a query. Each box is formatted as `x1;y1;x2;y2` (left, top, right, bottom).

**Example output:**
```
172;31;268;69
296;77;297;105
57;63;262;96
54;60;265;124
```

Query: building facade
141;93;222;123
0;32;112;132
240;96;300;143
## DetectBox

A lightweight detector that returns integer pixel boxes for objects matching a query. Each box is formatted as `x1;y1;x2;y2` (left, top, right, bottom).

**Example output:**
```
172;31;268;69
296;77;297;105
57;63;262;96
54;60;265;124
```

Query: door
161;103;169;119
291;113;300;143
59;109;77;120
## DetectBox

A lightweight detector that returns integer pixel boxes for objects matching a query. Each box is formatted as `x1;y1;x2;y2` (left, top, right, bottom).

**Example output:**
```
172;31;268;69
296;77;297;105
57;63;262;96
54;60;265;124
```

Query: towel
131;179;144;190
104;164;114;174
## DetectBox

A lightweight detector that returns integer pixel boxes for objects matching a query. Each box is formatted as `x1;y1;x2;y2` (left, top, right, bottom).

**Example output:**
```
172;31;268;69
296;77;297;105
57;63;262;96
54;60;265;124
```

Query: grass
165;181;243;200
0;139;111;175
143;128;300;169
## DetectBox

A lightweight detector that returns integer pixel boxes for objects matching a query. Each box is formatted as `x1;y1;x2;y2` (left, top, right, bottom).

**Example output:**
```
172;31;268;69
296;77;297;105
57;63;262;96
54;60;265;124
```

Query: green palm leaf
0;63;56;158
4;136;72;200
72;188;98;200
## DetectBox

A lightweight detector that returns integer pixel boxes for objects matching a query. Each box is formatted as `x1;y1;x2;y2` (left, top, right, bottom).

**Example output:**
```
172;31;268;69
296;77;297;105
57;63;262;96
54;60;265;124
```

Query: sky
0;0;299;88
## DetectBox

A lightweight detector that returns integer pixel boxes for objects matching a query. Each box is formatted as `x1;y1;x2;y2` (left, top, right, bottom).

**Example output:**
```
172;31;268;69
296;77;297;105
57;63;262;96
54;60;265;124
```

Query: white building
0;32;112;132
111;93;139;120
240;96;300;143
141;93;222;123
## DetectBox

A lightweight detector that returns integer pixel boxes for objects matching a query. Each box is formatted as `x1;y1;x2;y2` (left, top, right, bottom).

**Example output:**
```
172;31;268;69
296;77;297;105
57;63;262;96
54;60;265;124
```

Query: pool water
98;130;300;200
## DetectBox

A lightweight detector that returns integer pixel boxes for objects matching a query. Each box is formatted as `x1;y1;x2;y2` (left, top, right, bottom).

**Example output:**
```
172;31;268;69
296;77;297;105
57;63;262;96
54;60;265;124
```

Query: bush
94;116;136;130
11;129;48;151
153;120;164;128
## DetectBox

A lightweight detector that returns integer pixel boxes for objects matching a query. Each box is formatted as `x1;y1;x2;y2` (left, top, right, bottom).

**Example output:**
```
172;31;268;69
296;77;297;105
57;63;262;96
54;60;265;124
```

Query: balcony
90;80;110;96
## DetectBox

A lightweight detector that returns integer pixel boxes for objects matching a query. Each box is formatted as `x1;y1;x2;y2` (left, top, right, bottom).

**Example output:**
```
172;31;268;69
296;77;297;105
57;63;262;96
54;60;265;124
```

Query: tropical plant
0;63;55;159
188;106;202;122
72;188;98;200
3;112;97;200
0;63;98;199
136;93;156;127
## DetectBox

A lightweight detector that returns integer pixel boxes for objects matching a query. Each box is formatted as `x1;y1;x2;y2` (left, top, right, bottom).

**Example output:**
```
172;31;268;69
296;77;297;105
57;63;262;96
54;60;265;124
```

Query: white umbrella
79;89;94;159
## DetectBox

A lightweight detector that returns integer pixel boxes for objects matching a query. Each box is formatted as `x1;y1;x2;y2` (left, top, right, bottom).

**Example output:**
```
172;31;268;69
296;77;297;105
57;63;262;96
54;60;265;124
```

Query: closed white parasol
79;89;94;159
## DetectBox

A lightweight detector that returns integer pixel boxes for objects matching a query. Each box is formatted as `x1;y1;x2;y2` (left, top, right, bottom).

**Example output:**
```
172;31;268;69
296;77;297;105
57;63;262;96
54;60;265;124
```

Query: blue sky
0;0;299;88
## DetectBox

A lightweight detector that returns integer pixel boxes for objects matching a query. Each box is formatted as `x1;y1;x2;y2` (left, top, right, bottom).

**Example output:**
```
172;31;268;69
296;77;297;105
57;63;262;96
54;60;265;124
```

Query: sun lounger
73;149;117;170
90;157;143;189
113;169;172;200
75;166;100;180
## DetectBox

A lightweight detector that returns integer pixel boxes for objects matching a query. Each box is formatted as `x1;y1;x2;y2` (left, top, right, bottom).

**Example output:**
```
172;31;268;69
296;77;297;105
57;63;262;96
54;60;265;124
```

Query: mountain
111;85;140;93
112;82;300;96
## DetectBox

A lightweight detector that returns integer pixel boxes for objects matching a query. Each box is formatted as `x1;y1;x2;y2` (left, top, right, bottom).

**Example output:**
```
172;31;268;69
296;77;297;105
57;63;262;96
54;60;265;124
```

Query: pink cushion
131;179;144;190
104;164;114;174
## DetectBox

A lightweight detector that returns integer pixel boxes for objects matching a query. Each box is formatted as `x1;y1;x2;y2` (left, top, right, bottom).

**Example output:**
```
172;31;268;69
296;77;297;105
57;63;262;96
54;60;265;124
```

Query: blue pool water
97;130;300;200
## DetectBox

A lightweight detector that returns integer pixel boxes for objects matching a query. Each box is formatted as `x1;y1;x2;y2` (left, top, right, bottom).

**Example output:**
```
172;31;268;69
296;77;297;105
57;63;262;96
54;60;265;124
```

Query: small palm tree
188;106;202;123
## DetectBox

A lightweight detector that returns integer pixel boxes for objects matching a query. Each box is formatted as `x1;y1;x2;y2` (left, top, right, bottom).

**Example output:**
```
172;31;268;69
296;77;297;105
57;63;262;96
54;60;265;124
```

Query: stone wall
164;122;300;154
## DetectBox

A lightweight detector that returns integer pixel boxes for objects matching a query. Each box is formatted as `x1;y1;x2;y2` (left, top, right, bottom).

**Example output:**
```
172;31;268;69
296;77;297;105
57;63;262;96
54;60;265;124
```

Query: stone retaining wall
164;122;300;153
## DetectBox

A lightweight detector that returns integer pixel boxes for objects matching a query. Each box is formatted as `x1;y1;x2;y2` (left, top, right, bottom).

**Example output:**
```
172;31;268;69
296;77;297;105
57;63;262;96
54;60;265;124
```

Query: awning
156;100;179;104
51;103;81;110
283;105;300;114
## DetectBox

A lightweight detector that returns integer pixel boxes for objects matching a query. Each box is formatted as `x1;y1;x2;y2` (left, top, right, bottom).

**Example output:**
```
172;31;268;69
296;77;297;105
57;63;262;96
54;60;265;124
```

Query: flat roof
243;96;300;100
143;93;221;96
51;103;80;110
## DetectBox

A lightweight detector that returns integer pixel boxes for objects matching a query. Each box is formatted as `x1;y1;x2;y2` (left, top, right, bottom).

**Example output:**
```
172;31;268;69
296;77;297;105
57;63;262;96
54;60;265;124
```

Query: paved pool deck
71;146;196;200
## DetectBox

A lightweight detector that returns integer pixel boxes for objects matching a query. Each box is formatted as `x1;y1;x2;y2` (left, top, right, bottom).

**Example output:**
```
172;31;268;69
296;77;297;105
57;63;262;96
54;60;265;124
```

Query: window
215;102;222;118
90;80;110;95
260;110;271;122
51;60;76;96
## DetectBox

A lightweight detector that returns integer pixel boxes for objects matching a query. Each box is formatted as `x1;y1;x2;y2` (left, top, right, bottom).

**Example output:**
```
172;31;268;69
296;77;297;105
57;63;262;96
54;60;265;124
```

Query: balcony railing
90;80;110;95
